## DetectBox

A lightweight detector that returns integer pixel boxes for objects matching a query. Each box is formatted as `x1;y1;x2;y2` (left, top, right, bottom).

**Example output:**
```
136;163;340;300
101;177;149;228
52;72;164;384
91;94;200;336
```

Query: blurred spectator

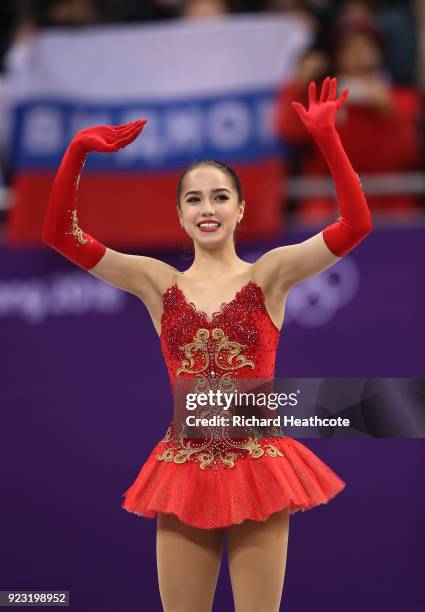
17;0;100;26
415;0;425;194
337;0;373;21
265;0;333;44
265;1;340;52
42;0;99;24
334;1;419;87
0;3;17;73
180;0;233;19
1;0;169;73
275;15;423;220
93;1;163;22
16;0;165;26
373;0;418;87
416;0;425;92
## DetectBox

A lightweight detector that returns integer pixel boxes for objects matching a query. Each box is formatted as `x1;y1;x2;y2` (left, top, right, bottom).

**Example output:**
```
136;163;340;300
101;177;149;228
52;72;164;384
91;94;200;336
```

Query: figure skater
42;77;371;612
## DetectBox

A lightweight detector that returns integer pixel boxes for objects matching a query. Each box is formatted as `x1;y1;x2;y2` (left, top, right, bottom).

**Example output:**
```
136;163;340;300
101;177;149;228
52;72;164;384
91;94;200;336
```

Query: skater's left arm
255;77;372;292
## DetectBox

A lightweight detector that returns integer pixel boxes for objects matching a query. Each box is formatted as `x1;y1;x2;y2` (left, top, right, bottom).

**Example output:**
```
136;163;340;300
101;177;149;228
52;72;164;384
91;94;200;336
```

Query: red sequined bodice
160;280;280;390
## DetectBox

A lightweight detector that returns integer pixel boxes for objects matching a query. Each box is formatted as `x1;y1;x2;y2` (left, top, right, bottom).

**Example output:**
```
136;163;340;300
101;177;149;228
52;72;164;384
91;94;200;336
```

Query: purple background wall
1;225;424;611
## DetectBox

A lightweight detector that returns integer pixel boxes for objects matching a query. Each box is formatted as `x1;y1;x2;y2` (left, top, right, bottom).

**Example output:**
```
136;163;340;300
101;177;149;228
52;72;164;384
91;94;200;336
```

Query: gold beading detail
157;326;284;470
68;209;88;245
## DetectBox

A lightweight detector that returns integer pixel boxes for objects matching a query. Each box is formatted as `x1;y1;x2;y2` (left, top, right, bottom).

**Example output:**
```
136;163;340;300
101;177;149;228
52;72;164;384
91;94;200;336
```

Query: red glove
291;77;372;256
41;119;147;270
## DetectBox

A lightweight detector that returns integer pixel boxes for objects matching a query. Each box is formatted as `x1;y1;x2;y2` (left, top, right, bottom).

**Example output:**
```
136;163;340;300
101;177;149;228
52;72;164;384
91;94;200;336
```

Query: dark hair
176;160;243;208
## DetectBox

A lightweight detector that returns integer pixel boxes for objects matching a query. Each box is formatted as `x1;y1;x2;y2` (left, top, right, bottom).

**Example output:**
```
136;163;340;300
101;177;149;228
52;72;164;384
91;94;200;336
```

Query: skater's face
177;166;244;246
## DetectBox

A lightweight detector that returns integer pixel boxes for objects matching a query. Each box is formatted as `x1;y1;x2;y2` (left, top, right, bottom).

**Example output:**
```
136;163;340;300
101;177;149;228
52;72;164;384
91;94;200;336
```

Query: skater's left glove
292;76;372;256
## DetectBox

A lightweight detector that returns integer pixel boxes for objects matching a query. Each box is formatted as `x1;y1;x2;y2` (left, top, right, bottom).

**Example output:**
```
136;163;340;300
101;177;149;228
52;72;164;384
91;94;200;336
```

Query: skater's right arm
41;120;169;297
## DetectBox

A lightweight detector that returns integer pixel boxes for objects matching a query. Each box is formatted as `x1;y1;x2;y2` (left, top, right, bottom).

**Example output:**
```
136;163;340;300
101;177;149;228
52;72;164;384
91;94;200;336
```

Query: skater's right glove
41;119;147;270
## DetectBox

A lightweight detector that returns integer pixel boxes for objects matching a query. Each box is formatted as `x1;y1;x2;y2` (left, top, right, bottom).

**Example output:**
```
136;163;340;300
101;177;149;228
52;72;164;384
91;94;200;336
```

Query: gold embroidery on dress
212;328;255;371
221;436;284;467
176;328;210;376
156;427;284;470
157;325;285;470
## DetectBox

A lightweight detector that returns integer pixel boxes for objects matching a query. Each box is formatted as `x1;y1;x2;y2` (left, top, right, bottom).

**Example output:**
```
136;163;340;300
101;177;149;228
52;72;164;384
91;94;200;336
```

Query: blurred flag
5;14;311;248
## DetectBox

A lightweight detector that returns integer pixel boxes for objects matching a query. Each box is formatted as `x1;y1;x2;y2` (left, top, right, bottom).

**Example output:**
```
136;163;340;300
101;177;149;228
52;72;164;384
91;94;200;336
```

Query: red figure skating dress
121;265;346;529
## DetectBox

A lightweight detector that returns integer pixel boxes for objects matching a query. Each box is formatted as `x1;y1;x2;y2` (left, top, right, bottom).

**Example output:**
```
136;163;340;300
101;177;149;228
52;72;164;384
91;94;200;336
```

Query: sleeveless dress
121;265;346;529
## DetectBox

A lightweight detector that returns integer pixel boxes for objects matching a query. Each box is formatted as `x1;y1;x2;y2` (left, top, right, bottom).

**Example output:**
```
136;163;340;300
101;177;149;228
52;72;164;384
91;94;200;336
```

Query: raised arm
41;119;167;297
255;76;372;293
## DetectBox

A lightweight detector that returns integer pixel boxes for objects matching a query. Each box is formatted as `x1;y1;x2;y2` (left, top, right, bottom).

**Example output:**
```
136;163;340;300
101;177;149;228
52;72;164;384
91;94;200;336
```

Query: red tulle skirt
121;431;346;530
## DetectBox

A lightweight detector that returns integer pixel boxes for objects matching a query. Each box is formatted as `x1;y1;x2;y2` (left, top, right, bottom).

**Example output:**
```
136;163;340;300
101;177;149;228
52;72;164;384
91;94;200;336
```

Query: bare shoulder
88;247;177;300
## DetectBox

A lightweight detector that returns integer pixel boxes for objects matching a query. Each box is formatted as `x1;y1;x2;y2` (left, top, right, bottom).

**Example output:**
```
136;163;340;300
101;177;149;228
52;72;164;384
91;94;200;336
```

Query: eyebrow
184;188;231;197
